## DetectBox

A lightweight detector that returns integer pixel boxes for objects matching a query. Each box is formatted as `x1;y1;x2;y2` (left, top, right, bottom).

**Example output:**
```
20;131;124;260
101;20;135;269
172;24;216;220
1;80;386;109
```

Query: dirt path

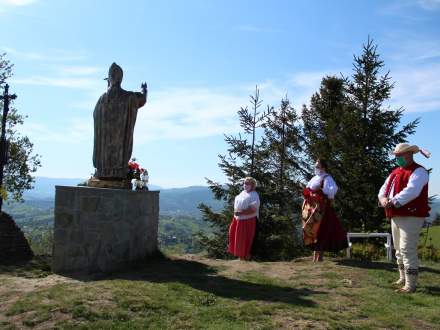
178;254;365;284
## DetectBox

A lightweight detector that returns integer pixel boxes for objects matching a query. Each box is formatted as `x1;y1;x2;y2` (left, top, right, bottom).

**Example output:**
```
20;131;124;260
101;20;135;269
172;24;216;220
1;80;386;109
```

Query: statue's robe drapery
93;88;146;179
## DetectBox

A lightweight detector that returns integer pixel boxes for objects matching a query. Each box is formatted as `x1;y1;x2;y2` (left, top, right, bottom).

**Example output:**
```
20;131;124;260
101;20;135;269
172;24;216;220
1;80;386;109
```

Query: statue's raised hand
141;82;148;95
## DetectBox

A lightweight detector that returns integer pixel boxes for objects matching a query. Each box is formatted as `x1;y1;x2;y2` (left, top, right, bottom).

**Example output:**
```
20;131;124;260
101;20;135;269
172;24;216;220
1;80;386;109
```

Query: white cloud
236;25;264;33
289;65;440;114
0;0;36;6
382;34;440;113
16;61;440;153
2;47;87;62
22;120;92;144
391;63;440;113
235;25;283;33
59;65;102;76
18;65;439;188
286;70;342;110
385;37;440;63
20;83;288;146
379;0;440;20
417;0;440;10
22;71;330;145
133;73;334;143
12;76;100;90
134;87;245;142
19;87;245;146
11;64;103;91
289;72;323;89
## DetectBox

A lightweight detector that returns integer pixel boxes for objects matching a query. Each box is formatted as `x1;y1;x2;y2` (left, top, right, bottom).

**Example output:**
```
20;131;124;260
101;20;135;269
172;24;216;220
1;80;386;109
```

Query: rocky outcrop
0;212;33;264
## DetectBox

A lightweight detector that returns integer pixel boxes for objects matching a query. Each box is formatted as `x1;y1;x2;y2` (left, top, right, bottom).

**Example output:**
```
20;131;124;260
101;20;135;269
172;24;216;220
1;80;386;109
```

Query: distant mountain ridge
18;177;440;218
23;177;162;200
21;177;222;217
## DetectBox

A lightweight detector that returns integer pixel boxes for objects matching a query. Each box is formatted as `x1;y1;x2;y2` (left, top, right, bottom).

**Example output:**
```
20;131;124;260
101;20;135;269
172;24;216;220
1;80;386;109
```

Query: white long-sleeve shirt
234;190;260;220
306;172;338;199
378;167;429;207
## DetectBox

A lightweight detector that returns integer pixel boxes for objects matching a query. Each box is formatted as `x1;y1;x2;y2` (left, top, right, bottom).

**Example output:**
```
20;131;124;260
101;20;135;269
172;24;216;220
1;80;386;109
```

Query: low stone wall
52;186;159;274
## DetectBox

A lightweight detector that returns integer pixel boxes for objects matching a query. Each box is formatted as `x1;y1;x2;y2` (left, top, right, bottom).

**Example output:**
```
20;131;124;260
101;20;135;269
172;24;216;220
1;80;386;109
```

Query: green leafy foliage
159;215;211;254
0;53;41;204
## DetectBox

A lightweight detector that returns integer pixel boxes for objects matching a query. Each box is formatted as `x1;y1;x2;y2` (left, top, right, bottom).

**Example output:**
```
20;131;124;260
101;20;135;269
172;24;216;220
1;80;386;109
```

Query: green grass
0;256;439;329
420;225;440;249
0;255;51;278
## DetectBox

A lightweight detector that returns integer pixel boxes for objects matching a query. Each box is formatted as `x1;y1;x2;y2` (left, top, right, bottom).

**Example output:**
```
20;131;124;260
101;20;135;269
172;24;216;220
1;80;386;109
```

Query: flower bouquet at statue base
87;175;131;190
128;158;149;191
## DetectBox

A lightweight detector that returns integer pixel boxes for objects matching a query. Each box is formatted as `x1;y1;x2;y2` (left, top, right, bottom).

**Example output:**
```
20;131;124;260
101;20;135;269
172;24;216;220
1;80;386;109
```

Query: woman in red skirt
302;159;348;262
228;177;260;260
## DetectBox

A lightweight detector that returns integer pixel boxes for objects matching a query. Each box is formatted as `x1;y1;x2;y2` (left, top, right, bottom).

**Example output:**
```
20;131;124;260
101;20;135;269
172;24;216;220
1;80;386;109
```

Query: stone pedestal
52;186;159;274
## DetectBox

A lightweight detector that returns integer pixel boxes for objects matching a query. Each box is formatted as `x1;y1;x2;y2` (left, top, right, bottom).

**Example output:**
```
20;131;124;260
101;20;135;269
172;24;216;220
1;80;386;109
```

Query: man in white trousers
378;143;431;293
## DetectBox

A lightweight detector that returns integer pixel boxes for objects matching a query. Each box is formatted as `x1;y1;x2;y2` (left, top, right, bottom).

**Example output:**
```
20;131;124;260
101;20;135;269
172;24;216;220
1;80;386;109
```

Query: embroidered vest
384;162;430;218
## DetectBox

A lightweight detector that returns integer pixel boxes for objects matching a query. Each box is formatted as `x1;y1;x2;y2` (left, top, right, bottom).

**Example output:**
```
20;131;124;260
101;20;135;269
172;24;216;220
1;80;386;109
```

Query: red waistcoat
384;162;430;218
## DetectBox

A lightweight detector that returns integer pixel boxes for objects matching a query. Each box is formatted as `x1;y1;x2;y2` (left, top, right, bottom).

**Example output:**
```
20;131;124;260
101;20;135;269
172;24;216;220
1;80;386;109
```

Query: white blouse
234;190;260;220
306;172;338;199
378;167;429;207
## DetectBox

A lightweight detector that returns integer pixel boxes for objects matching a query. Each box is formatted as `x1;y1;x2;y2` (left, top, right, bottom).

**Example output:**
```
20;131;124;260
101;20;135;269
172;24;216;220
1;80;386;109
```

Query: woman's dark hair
317;158;328;170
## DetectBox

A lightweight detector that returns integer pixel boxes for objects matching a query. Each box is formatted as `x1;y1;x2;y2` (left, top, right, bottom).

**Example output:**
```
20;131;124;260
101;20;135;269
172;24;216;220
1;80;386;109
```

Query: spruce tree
302;39;418;232
197;87;270;258
261;97;307;214
198;90;306;260
251;97;307;260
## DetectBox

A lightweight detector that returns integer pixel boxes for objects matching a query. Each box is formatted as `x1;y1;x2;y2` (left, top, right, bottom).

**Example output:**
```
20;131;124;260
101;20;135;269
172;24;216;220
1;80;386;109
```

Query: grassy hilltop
0;255;439;329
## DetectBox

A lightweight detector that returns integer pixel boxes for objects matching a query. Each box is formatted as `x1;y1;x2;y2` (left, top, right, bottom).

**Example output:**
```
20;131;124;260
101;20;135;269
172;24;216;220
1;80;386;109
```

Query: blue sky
0;0;439;195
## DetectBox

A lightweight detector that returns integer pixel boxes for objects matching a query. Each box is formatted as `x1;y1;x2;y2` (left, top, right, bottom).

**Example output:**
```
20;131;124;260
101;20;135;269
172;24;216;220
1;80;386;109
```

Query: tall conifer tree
197;87;270;258
198;90;306;260
302;39;418;231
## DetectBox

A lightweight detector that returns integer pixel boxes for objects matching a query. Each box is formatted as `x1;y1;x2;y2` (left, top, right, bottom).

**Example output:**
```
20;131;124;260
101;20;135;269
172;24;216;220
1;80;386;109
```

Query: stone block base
52;186;159;274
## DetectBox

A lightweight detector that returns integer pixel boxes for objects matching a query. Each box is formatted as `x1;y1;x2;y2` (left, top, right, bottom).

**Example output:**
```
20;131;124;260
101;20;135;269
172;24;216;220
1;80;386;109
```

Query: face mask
244;184;252;192
314;167;322;176
396;156;407;167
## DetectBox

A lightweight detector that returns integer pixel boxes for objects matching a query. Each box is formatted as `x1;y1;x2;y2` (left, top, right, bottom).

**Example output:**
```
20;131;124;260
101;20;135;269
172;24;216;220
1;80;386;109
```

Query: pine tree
302;39;418;232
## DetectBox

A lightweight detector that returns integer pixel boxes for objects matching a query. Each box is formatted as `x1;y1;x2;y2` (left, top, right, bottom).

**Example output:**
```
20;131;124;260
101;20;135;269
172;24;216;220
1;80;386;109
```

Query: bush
418;244;440;262
26;229;53;255
350;242;386;261
349;240;440;262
